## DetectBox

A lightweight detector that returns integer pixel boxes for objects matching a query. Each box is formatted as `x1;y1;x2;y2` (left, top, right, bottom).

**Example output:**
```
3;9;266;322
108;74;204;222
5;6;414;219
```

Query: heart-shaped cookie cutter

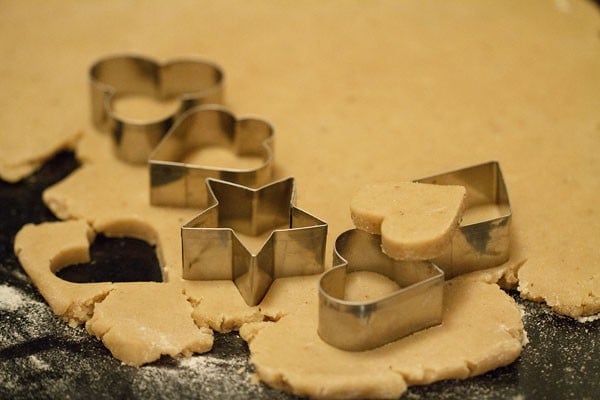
182;177;328;306
149;105;274;208
318;229;444;351
415;161;511;278
90;54;224;163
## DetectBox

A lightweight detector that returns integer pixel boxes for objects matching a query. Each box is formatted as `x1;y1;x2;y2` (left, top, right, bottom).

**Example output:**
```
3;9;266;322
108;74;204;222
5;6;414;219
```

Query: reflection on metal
182;178;327;306
318;229;444;351
149;105;274;208
90;54;224;163
416;161;512;278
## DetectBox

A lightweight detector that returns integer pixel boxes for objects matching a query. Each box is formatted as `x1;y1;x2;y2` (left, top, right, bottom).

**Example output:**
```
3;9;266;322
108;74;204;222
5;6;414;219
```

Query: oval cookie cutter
182;177;328;306
415;161;511;278
318;229;444;351
90;53;224;163
149;105;274;208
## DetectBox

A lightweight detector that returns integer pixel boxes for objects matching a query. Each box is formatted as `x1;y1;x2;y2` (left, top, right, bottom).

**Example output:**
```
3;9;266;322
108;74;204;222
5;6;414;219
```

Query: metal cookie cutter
318;229;444;351
90;54;224;163
415;161;512;278
182;177;328;306
149;105;274;208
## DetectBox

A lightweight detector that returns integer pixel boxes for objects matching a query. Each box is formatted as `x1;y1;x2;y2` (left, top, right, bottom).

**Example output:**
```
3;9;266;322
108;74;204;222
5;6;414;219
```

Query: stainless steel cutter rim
413;160;512;277
415;160;511;227
188;177;326;255
318;228;445;351
90;53;224;125
181;177;328;306
149;104;275;207
188;214;326;256
149;104;274;174
90;53;224;163
318;267;444;311
320;229;445;309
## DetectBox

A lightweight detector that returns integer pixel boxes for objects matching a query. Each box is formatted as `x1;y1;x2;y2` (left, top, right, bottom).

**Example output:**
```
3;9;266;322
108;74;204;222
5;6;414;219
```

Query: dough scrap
14;220;113;326
0;126;83;183
86;283;214;366
184;280;264;333
13;220;216;365
245;277;525;399
350;182;466;260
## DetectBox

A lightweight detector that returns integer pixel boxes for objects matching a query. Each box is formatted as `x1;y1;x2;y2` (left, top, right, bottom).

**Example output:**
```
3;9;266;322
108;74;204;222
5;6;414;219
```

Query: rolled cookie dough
14;220;214;366
0;130;82;183
242;277;525;399
3;0;599;397
350;182;466;260
3;0;597;321
86;283;214;366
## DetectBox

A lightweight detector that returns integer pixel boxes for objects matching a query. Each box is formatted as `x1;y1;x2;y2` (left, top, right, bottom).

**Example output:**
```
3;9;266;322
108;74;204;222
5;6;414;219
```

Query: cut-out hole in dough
56;235;162;283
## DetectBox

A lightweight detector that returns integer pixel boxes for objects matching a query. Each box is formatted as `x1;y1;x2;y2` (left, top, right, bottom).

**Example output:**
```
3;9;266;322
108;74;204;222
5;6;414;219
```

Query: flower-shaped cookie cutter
149;105;274;208
415;161;512;278
182;178;328;306
318;229;444;351
90;53;224;163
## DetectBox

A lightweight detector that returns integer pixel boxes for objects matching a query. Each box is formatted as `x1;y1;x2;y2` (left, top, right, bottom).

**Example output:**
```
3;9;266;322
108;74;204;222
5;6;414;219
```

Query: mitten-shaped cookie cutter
318;229;444;351
415;161;511;278
90;54;223;163
182;178;328;306
149;105;274;208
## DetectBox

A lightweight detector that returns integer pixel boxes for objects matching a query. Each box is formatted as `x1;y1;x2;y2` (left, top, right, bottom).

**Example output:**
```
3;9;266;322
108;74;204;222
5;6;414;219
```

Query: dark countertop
1;152;599;400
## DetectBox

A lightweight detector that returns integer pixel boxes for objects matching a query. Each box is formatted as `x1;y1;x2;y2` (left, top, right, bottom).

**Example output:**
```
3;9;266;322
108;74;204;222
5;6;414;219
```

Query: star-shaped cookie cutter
182;178;328;306
415;161;512;278
90;53;224;163
318;229;444;351
149;105;274;208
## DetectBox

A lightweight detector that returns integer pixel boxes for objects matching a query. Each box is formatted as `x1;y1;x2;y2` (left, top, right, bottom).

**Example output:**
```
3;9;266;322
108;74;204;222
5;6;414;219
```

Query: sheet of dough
242;277;525;399
3;0;597;318
2;0;599;396
13;220;215;366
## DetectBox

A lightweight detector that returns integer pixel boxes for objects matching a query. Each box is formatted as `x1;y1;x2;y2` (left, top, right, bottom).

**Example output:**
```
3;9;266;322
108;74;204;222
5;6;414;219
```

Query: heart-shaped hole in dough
350;182;466;260
56;235;162;283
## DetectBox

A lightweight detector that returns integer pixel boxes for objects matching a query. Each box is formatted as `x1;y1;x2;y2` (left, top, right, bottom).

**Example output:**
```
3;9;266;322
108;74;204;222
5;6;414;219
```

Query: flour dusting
0;285;28;312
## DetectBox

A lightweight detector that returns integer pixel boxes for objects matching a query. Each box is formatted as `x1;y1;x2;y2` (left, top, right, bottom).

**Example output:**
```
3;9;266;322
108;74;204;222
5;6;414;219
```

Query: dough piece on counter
243;277;525;399
14;220;216;366
518;243;600;317
14;220;113;325
184;280;265;333
86;283;214;366
0;130;82;183
350;182;466;260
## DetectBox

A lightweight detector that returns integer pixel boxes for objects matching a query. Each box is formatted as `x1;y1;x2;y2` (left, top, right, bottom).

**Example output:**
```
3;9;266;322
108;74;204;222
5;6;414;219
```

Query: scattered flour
27;355;50;371
130;352;273;399
0;283;63;349
576;313;600;323
0;285;28;312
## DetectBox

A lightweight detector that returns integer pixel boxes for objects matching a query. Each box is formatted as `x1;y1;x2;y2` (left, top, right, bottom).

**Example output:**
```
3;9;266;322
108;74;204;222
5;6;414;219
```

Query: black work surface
1;152;599;400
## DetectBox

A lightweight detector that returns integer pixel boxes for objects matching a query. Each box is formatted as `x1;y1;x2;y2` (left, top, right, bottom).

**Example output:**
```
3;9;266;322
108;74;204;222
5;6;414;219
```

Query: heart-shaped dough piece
350;182;466;260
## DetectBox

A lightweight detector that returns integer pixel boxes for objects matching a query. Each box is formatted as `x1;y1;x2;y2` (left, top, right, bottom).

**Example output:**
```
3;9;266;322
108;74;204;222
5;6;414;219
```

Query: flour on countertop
131;352;272;399
576;313;600;323
0;285;29;312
